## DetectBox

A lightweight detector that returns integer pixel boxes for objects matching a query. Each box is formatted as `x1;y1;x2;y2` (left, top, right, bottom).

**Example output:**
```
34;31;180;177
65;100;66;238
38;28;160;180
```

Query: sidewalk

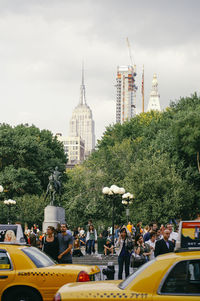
72;253;118;266
73;253;137;280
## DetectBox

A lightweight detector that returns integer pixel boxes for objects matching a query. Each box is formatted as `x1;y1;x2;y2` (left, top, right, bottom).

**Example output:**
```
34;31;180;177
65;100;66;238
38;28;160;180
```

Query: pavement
73;253;137;281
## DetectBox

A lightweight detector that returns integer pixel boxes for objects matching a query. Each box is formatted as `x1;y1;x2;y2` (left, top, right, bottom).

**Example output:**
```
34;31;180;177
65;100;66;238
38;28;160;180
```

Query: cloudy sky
0;0;199;141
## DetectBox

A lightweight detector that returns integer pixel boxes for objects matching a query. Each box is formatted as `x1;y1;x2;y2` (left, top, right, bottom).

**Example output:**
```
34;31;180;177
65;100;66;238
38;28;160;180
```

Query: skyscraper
116;65;137;124
69;66;95;157
147;74;161;112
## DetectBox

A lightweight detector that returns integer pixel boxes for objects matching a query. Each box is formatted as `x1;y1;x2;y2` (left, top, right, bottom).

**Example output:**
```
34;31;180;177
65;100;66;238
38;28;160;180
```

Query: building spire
80;62;86;105
147;73;161;112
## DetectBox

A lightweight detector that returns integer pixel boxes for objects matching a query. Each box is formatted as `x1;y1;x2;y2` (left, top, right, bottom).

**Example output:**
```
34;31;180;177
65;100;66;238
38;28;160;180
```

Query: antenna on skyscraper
80;61;86;105
82;60;84;86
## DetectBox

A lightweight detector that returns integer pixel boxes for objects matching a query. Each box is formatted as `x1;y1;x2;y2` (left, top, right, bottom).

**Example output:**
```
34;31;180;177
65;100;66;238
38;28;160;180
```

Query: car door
0;249;15;296
153;259;200;301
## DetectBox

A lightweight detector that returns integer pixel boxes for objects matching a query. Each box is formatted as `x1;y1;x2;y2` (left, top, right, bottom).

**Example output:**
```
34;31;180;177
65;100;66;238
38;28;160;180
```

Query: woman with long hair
72;234;83;257
4;230;16;242
134;234;151;265
41;226;59;261
115;227;133;280
86;224;97;254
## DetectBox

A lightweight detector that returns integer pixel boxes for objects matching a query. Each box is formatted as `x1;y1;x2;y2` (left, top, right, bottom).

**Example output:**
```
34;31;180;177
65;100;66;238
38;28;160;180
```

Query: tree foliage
0;124;67;226
1;94;200;228
0;124;67;199
63;93;200;228
0;194;49;227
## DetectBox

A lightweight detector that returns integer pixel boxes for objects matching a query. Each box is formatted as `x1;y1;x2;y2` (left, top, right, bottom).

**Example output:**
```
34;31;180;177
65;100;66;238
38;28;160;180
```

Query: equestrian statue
45;166;62;206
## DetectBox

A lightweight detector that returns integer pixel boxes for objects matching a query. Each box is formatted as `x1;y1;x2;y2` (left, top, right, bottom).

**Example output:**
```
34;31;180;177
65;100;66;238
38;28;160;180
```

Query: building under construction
116;65;137;124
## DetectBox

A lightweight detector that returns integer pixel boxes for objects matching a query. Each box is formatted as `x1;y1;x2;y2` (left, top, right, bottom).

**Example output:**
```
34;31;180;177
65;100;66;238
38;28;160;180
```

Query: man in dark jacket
154;229;174;257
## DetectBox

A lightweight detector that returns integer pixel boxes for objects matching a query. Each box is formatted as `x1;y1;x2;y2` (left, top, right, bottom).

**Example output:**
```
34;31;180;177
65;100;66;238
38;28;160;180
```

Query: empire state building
69;66;95;157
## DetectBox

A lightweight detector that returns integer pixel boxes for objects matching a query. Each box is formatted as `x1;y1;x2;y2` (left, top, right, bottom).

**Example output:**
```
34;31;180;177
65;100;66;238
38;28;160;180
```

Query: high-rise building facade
69;67;95;157
116;65;137;124
147;74;161;112
56;133;85;167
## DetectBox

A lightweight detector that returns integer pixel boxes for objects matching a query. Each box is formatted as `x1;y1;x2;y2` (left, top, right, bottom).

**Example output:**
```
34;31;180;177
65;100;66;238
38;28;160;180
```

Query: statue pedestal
42;205;65;233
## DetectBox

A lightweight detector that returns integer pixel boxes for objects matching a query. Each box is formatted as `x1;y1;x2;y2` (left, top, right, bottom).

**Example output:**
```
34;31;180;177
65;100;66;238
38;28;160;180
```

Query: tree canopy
1;94;200;228
63;93;200;227
0;124;67;198
0;124;67;226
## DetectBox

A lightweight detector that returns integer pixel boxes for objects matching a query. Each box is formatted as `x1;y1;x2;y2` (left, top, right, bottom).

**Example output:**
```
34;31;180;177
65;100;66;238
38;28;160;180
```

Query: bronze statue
45;167;62;206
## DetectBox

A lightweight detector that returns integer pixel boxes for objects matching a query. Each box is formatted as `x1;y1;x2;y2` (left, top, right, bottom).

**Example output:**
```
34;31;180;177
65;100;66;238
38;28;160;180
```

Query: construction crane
142;65;144;113
126;37;135;66
126;37;137;93
127;38;145;112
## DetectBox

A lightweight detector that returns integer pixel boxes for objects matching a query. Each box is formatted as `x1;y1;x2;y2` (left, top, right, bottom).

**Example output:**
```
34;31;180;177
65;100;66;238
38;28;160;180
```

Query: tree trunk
197;152;200;173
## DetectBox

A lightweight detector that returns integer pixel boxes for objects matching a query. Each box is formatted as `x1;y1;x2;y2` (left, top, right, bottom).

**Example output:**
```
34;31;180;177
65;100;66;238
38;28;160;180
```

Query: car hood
58;280;122;298
46;264;100;275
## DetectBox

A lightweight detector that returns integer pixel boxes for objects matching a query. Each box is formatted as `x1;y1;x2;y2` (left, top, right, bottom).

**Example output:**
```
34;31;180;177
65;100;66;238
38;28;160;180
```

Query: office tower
116;65;137;124
69;66;95;157
56;134;85;168
147;74;161;112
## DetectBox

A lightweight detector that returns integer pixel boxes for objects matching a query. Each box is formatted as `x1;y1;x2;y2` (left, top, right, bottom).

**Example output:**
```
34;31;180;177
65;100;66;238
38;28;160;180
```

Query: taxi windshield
22;247;56;268
119;259;156;289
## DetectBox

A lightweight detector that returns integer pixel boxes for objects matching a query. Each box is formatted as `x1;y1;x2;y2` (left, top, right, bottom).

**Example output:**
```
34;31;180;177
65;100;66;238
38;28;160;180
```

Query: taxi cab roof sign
175;220;200;251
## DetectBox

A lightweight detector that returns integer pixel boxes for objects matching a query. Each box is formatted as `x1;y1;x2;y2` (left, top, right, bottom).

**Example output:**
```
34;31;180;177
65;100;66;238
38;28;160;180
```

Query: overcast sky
0;0;199;141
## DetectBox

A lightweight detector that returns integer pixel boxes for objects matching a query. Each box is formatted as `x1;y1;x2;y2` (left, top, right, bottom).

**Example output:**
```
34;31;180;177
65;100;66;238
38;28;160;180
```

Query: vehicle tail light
53;293;61;301
77;271;90;282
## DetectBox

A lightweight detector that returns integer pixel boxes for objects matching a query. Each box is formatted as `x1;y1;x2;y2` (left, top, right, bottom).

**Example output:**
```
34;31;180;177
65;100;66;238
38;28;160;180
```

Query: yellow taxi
0;243;100;301
54;221;200;301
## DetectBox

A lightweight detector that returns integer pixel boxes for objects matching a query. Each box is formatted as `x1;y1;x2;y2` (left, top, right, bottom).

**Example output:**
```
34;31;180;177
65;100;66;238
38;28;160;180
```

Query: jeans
87;240;95;254
118;255;130;280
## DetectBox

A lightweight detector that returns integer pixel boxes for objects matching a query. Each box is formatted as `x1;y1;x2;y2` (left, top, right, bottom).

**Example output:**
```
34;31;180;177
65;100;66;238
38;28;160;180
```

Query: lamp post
122;192;134;224
102;185;125;245
4;199;16;224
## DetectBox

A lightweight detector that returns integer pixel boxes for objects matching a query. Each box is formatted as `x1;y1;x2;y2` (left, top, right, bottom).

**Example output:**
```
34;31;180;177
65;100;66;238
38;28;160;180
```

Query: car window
22;247;55;268
161;260;200;295
119;259;156;289
0;250;11;270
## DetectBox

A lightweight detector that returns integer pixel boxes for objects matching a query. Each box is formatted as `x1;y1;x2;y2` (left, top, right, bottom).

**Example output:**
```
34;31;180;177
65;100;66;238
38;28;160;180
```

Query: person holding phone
115;227;133;280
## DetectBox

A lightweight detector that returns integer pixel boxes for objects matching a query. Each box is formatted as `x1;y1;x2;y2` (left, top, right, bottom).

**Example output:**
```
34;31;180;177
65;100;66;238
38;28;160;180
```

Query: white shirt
161;231;178;242
80;230;85;236
146;239;155;260
169;231;178;242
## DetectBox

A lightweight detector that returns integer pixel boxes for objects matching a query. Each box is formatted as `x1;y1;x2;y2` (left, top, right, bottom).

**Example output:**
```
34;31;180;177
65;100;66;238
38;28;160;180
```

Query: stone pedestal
42;205;65;233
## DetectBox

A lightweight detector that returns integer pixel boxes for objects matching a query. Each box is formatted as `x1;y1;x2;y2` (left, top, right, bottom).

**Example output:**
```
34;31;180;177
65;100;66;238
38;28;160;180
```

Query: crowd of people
22;220;180;280
113;221;178;279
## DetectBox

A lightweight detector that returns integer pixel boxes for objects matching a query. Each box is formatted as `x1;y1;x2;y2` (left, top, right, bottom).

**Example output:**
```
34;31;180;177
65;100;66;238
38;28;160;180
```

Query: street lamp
102;185;125;245
4;199;16;224
122;192;134;224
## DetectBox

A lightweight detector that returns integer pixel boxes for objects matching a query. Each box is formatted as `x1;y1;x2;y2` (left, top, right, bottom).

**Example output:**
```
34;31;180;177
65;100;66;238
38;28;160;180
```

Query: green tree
52;94;200;226
0;124;67;198
124;154;197;224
